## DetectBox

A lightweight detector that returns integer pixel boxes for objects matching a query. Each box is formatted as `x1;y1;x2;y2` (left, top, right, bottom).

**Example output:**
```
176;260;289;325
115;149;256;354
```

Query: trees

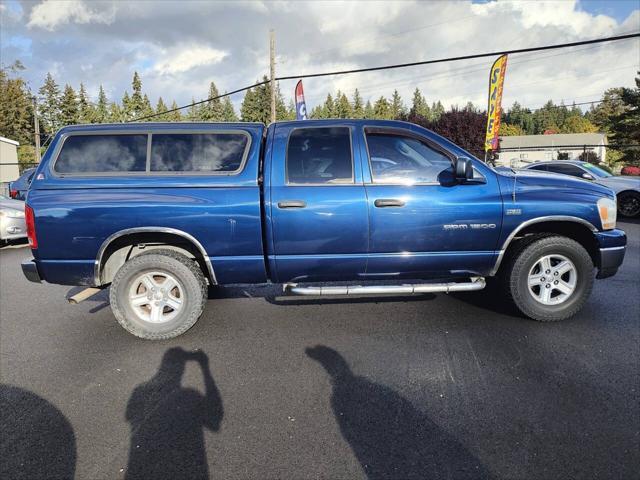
0;62;33;144
409;88;430;121
38;72;61;135
352;89;364;118
608;72;640;165
500;123;525;136
373;96;391;119
168;101;182;122
78;83;94;123
240;76;285;123
221;95;238;121
200;82;223;121
155;97;168;121
59;84;79;126
429;108;486;159
390;90;405;119
95;85;109;123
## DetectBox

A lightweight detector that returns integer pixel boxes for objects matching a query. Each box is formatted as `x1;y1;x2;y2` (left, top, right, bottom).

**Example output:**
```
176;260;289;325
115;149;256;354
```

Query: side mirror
455;156;473;181
582;173;594;180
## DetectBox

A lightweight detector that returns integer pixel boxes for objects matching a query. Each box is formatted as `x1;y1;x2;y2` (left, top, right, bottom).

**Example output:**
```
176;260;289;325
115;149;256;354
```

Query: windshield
582;163;612;178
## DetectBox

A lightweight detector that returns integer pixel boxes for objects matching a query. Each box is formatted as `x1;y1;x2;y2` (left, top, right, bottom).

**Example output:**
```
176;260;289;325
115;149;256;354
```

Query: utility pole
33;96;41;163
269;29;276;124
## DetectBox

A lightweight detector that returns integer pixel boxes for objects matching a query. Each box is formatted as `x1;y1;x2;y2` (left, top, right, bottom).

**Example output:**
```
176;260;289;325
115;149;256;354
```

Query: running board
283;277;486;296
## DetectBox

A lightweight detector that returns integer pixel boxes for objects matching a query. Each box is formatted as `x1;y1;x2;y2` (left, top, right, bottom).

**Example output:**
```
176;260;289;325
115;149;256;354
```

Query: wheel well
617;189;640;198
500;221;600;272
98;232;213;286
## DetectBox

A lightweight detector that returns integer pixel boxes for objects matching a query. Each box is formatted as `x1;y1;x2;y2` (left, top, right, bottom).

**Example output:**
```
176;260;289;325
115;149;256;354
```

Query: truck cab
22;120;627;339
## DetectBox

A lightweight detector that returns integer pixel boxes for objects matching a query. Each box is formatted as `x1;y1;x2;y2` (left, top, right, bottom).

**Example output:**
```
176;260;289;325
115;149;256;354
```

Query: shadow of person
125;347;223;480
1;384;76;480
306;346;491;480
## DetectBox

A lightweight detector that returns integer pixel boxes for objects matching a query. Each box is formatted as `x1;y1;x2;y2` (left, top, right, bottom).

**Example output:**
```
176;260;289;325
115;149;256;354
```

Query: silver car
524;161;640;217
0;195;27;244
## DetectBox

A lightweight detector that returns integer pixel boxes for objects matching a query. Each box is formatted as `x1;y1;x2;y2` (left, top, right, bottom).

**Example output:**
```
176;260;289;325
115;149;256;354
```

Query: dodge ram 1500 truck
21;120;627;339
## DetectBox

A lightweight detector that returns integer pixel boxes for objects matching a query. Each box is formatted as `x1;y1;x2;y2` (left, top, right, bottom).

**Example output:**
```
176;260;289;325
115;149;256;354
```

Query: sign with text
295;80;308;120
485;54;508;151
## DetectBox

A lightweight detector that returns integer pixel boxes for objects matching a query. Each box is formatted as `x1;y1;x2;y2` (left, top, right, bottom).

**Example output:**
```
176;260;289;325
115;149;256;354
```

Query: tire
109;249;207;339
617;191;640;218
502;235;594;322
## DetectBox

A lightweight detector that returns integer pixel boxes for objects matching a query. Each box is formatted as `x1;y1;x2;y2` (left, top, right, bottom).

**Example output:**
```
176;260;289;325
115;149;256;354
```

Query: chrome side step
283;277;486;296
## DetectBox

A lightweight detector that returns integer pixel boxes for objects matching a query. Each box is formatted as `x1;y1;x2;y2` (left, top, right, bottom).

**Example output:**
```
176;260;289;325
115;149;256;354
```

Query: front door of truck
266;123;369;283
359;126;503;278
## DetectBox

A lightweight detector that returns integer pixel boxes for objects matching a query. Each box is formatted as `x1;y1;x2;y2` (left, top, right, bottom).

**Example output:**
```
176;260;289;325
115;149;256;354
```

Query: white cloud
27;0;116;31
153;45;229;76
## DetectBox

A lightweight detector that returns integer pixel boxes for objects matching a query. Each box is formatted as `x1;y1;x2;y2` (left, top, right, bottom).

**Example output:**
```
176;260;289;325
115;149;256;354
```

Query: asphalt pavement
1;221;638;479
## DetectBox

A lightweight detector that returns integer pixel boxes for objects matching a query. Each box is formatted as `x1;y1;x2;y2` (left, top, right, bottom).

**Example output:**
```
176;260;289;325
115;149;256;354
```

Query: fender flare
94;227;217;286
490;216;598;275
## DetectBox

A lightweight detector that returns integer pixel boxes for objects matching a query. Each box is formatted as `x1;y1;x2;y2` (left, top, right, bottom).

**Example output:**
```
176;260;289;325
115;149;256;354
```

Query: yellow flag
485;54;508;151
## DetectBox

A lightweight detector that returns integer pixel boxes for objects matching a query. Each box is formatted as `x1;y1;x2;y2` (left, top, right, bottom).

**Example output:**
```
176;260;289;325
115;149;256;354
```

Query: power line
276;33;639;81
130;32;639;122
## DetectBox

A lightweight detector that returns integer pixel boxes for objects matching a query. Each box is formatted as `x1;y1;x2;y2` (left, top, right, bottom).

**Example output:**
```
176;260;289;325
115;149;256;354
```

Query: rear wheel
110;249;207;339
617;191;640;218
503;235;594;322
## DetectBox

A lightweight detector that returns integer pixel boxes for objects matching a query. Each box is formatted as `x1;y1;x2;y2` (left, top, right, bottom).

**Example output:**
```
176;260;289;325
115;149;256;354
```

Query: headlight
0;209;25;219
597;197;617;230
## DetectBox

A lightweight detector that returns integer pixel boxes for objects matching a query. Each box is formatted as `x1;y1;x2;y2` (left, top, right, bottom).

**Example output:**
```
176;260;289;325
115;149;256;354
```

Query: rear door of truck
264;121;369;283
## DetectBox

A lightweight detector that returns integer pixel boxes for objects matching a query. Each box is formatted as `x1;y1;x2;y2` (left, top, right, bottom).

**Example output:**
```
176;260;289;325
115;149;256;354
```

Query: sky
1;0;639;114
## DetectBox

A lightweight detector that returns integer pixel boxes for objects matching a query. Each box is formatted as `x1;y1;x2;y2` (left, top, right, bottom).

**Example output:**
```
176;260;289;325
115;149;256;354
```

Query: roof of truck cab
56;122;265;133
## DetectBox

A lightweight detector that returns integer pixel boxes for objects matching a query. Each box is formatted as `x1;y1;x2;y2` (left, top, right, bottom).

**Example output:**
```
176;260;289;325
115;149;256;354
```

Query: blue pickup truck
21;120;626;339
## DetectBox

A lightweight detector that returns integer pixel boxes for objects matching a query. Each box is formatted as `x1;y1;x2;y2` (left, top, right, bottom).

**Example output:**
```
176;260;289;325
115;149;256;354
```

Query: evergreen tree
285;99;296;121
409;88;430;120
352;89;364;118
586;88;626;133
222;95;238;121
200;81;223;121
59;84;79;126
168;101;182;122
431;101;444;122
38;72;61;134
373;96;391;119
334;92;352;118
121;91;132;119
390;90;405;119
240;77;285;123
95;85;109;123
609;72;640;165
0;62;33;145
241;87;258;121
141;94;154;119
323;93;335;118
77;83;94;123
364;100;374;119
155;97;168;121
187;97;200;121
108;102;124;123
128;71;144;119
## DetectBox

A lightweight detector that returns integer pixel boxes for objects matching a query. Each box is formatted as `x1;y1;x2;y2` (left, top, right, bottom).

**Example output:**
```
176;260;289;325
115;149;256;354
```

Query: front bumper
21;259;42;283
595;228;627;279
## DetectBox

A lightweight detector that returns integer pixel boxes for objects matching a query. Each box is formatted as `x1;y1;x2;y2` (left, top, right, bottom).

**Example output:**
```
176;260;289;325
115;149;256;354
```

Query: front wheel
503;235;594;322
109;249;207;339
617;191;640;218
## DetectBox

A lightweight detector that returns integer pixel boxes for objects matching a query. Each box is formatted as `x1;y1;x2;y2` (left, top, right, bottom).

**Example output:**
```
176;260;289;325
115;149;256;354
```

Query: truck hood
499;169;614;197
594;175;640;193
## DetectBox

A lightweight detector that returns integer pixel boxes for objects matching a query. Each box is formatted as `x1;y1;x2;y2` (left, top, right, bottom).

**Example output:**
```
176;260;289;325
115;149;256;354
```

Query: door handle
278;200;307;209
374;198;405;208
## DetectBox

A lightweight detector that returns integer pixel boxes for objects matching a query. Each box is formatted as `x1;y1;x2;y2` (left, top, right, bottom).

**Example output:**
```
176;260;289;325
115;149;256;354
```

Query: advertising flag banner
295;80;308;120
485;54;508;151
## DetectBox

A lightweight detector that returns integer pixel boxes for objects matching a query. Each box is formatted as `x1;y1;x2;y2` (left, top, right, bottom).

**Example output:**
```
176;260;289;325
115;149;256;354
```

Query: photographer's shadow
125;347;223;480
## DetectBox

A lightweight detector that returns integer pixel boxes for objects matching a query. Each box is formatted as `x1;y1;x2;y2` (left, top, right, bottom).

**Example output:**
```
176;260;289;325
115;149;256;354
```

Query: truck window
54;134;147;173
286;127;353;184
150;133;249;173
365;132;452;184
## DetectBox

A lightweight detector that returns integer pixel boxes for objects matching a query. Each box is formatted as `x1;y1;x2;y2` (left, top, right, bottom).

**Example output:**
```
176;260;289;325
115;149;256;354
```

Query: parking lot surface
1;221;639;479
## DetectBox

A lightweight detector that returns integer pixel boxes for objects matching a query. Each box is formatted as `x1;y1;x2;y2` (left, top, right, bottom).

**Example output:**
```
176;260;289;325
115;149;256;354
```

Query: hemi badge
506;208;522;216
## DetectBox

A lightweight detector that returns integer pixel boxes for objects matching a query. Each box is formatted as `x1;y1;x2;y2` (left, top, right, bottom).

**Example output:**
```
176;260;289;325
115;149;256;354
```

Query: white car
0;195;26;244
524;161;640;217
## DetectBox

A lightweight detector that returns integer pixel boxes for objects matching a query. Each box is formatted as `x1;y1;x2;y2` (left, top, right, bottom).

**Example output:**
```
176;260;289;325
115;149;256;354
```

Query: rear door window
150;133;249;173
546;164;584;178
55;134;147;173
286;127;353;184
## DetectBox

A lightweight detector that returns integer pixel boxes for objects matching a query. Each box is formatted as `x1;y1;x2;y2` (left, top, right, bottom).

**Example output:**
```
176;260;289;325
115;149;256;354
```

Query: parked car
21;121;626;339
524;160;640;217
0;195;26;244
8;168;36;200
621;165;640;176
